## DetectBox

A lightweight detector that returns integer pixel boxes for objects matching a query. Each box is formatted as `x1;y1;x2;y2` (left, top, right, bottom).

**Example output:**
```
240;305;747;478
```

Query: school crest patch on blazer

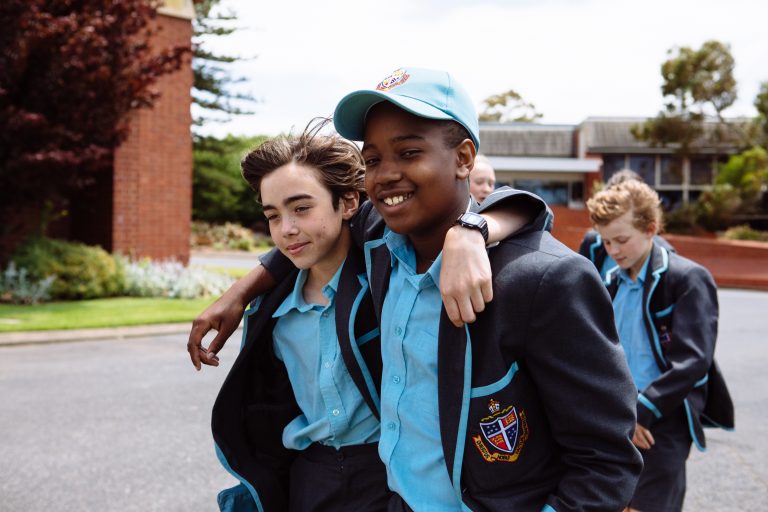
472;399;528;463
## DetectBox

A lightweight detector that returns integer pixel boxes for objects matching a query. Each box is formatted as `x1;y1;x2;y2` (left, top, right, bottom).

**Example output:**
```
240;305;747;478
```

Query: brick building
56;1;195;263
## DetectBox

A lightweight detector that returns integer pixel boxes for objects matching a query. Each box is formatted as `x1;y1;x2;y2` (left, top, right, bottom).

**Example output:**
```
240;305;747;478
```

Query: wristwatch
455;212;489;244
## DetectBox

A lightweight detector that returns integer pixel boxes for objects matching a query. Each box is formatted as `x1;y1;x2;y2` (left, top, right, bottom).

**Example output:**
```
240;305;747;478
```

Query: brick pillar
113;9;193;263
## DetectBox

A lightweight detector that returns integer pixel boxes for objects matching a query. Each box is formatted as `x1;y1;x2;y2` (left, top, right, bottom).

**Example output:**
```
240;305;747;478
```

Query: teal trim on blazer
638;393;662;419
589;233;602;263
452;325;473;504
654;304;675;318
215;442;264;512
694;374;709;387
240;297;262;351
684;399;706;452
645;247;670;368
604;265;620;287
348;279;381;414
544;210;554;231
470;362;519;398
357;327;379;346
542;505;558;512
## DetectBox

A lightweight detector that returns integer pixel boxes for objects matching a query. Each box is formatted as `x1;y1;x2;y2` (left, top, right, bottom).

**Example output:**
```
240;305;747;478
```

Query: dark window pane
571;181;584;202
659;157;683;185
628;155;656;184
688;190;702;203
602;155;626;182
658;190;683;211
514;180;569;206
690;157;714;185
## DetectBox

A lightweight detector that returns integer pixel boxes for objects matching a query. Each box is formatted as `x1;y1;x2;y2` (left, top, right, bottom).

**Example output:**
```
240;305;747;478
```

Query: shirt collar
383;229;441;288
618;253;651;286
272;260;345;318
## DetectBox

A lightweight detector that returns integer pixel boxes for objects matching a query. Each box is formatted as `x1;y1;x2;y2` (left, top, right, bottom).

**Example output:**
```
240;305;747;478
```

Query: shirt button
324;361;332;369
387;422;396;430
332;409;340;416
395;326;403;336
392;375;401;383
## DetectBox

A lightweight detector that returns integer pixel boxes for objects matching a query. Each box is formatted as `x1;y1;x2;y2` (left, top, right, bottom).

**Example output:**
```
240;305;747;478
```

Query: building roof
480;123;575;157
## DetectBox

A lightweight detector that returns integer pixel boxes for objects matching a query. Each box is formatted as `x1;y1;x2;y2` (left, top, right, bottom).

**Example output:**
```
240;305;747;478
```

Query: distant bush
191;221;273;252
722;225;768;242
0;262;56;304
122;258;234;299
12;238;125;300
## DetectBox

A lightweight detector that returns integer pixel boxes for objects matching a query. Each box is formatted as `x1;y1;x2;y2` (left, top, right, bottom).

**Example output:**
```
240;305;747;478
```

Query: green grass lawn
0;297;214;332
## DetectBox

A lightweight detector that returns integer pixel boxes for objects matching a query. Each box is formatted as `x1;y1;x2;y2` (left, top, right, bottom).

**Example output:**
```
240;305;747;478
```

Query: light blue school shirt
272;263;380;450
611;256;662;393
377;231;463;511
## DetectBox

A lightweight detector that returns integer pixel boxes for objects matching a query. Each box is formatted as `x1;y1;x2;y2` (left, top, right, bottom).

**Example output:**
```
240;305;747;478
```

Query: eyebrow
262;193;315;211
362;134;425;152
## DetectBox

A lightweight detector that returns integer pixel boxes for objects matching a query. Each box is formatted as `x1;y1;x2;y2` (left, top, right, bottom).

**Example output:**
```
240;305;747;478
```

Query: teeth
383;194;409;206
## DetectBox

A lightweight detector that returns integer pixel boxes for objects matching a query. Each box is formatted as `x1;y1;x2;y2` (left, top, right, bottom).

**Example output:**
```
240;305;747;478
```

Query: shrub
11;237;125;300
190;221;273;251
0;262;56;304
122;258;234;299
722;225;768;242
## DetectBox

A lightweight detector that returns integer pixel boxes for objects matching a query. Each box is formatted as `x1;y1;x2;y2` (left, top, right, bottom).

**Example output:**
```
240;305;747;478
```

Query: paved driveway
0;289;766;511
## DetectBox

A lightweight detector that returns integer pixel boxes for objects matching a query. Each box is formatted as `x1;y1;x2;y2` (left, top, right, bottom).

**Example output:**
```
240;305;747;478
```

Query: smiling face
470;159;496;202
361;102;473;248
260;162;357;279
595;210;655;280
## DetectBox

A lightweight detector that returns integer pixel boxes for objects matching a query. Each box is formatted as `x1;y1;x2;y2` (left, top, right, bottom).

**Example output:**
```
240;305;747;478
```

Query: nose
605;243;620;257
370;158;401;186
280;217;299;237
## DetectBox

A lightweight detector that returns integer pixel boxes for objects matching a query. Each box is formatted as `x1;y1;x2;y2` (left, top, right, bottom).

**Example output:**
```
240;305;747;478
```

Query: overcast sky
197;0;768;137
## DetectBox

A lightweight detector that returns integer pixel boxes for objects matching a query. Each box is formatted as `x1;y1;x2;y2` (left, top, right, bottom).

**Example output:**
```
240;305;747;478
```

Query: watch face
461;212;484;227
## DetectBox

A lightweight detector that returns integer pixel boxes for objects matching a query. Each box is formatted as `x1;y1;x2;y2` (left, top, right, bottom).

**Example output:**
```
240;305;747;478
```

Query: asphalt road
1;289;766;511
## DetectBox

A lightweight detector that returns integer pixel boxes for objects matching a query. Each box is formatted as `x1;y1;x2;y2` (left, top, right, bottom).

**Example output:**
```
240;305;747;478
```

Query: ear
646;221;658;238
455;139;476;181
340;191;360;220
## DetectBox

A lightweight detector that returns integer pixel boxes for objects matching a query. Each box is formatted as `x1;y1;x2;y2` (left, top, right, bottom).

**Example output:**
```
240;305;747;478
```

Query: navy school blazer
211;246;382;511
262;190;643;511
605;244;734;451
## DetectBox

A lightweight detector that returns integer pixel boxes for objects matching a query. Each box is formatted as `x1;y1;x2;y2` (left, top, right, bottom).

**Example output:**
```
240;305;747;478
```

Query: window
602;155;626;182
514;180;569;206
658;191;683;211
660;157;683;185
690;157;714;185
628;155;656;185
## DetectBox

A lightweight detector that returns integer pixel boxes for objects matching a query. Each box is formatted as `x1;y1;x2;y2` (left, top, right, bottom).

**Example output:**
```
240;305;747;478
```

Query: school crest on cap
376;68;410;91
472;399;528;463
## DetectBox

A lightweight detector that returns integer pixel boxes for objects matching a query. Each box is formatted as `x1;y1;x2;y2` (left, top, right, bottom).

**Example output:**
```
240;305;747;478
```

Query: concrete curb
0;323;192;347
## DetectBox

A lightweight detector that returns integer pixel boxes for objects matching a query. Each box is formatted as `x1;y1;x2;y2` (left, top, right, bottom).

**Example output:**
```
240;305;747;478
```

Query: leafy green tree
755;81;768;143
192;0;255;129
717;146;768;203
479;89;542;123
193;134;268;227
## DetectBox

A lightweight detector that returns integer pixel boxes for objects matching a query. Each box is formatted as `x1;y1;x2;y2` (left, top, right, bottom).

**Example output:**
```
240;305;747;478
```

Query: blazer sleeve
636;264;719;427
478;186;552;234
526;254;642;511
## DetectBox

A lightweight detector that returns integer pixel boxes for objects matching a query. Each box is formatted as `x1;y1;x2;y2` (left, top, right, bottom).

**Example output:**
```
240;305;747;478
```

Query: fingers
187;320;211;371
443;295;464;328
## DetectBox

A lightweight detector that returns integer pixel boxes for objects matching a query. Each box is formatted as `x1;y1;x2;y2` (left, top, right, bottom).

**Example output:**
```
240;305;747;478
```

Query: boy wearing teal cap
200;67;642;511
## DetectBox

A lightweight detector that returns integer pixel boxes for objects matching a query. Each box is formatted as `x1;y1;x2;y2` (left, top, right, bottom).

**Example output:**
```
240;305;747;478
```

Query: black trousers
288;442;392;512
631;407;692;512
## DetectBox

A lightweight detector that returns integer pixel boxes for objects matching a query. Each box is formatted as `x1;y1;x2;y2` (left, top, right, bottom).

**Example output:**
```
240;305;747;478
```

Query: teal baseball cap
333;67;481;150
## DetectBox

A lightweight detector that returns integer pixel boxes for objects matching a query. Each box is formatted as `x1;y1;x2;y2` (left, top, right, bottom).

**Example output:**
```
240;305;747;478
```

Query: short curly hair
587;180;663;233
241;118;366;209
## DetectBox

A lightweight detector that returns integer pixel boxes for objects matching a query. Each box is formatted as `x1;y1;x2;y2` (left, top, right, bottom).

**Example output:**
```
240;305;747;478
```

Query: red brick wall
113;14;192;263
